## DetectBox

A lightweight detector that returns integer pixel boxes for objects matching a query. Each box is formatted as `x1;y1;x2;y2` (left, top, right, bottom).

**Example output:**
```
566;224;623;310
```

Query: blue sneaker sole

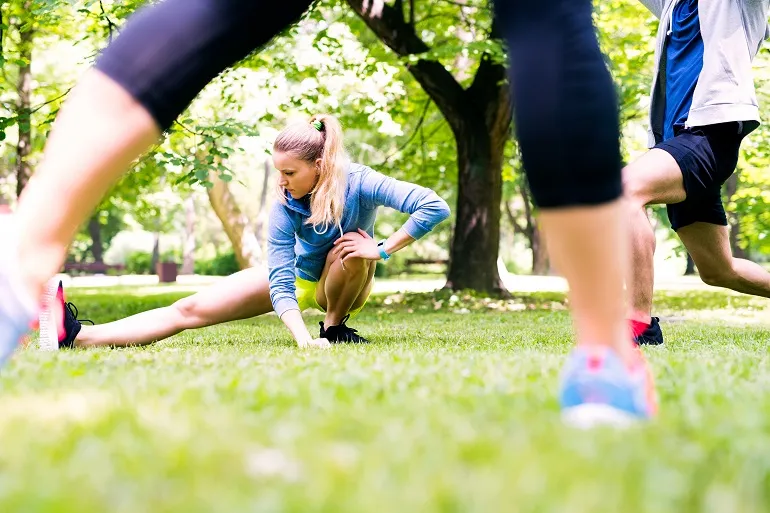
562;403;640;429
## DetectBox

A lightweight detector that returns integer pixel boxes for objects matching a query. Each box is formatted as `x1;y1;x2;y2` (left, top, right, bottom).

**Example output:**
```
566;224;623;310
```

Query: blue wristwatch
377;240;391;261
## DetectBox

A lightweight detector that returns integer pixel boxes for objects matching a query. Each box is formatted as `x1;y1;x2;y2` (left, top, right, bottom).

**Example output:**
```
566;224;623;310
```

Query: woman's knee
329;231;369;274
340;255;368;275
171;295;205;329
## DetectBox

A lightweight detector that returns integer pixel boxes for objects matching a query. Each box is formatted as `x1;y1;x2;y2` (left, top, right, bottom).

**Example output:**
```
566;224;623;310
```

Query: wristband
377;240;390;261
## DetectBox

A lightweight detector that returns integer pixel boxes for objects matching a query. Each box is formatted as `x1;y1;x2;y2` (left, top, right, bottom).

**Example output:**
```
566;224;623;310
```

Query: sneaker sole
561;403;640;429
38;280;60;351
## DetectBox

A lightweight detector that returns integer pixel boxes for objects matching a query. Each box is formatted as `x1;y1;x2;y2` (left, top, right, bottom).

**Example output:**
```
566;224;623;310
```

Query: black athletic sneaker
635;316;664;346
319;314;369;343
39;280;93;350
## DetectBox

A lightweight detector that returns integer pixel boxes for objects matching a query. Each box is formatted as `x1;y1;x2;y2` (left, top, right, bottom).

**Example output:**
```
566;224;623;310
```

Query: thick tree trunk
151;231;160;271
181;194;196;274
87;215;104;264
531;225;549;276
206;172;260;270
347;0;512;295
15;4;33;197
519;181;549;275
446;125;507;294
252;158;271;257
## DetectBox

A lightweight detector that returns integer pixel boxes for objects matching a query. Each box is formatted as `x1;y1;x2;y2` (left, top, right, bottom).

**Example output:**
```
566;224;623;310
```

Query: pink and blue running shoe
560;345;658;428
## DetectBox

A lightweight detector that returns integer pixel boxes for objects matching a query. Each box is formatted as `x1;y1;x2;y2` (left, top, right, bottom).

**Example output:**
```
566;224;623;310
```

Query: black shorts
654;122;747;231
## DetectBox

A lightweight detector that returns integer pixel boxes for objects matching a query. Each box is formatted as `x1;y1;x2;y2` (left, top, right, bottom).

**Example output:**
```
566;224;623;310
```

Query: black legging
494;0;622;208
95;0;314;131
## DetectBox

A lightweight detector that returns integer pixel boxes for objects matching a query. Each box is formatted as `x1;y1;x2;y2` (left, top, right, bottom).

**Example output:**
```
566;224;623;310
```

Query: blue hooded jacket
267;162;450;317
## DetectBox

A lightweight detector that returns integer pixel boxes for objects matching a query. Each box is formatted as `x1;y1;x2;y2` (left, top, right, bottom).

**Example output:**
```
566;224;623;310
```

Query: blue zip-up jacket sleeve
360;167;451;240
268;201;300;318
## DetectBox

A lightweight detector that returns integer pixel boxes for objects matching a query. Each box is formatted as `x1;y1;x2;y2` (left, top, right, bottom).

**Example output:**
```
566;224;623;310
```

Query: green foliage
194;250;241;276
595;1;657;135
124;249;179;275
727;46;770;257
123;251;153;275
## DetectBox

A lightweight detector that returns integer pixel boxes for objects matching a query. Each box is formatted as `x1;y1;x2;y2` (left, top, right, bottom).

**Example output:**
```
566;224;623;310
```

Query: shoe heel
38;280;60;351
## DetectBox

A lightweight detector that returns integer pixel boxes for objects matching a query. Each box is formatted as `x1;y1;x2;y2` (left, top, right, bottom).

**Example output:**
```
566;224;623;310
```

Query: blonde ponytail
273;114;348;231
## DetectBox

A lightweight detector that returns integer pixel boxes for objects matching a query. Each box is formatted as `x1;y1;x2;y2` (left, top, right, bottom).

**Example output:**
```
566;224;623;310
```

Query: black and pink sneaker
319;314;369;344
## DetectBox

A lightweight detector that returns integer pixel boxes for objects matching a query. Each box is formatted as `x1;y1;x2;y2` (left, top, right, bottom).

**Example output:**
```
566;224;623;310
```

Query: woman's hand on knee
333;229;380;268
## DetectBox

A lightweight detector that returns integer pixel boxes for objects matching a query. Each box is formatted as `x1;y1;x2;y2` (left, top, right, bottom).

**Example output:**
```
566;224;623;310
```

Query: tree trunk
531;225;549;276
346;0;512;295
87;215;104;264
252;158;271;257
181;194;196;274
446;124;508;294
519;180;549;275
684;252;696;275
724;172;748;259
151;231;160;271
504;185;549;276
15;3;33;197
206;172;260;270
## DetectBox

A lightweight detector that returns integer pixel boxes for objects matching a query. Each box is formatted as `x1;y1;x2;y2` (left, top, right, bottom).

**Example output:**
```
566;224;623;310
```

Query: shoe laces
66;302;94;325
336;314;359;338
325;314;366;342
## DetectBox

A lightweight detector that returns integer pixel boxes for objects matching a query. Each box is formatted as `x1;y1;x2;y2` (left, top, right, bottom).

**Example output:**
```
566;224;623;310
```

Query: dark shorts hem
653;122;744;231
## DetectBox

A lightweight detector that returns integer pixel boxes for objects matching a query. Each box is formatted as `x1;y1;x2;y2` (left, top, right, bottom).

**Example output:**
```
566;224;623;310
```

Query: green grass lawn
1;285;769;512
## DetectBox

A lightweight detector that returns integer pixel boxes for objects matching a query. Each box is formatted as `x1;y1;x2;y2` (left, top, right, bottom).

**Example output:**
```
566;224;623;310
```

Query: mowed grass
0;284;769;512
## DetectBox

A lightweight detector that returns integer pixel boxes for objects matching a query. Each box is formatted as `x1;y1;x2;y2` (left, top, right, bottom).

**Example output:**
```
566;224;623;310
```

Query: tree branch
519;180;534;239
346;0;428;55
394;0;405;19
345;0;466;122
437;0;471;7
99;0;117;43
173;120;205;137
504;200;527;236
488;0;501;40
378;98;432;165
467;51;511;134
30;88;73;114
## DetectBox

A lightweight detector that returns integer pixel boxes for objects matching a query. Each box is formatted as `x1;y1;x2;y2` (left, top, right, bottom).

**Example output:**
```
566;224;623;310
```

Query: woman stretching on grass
38;114;450;349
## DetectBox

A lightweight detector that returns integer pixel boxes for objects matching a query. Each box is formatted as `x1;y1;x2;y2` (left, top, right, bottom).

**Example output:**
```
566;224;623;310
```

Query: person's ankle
629;311;652;325
323;317;342;329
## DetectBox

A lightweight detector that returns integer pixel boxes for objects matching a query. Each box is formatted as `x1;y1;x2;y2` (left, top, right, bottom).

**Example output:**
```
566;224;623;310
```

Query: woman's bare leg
315;233;376;328
76;267;273;347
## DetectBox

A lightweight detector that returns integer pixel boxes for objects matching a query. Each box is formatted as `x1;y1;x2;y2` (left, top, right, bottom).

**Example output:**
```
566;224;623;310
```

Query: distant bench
404;258;448;271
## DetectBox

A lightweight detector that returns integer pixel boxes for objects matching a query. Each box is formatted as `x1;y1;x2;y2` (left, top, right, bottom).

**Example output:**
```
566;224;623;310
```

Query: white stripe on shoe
38;279;60;351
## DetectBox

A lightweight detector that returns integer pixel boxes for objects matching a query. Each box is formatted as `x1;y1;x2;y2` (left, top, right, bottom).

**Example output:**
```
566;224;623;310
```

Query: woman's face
273;151;320;199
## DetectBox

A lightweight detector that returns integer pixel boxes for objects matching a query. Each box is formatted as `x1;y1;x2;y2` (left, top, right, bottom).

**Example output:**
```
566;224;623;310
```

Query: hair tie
311;120;324;131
